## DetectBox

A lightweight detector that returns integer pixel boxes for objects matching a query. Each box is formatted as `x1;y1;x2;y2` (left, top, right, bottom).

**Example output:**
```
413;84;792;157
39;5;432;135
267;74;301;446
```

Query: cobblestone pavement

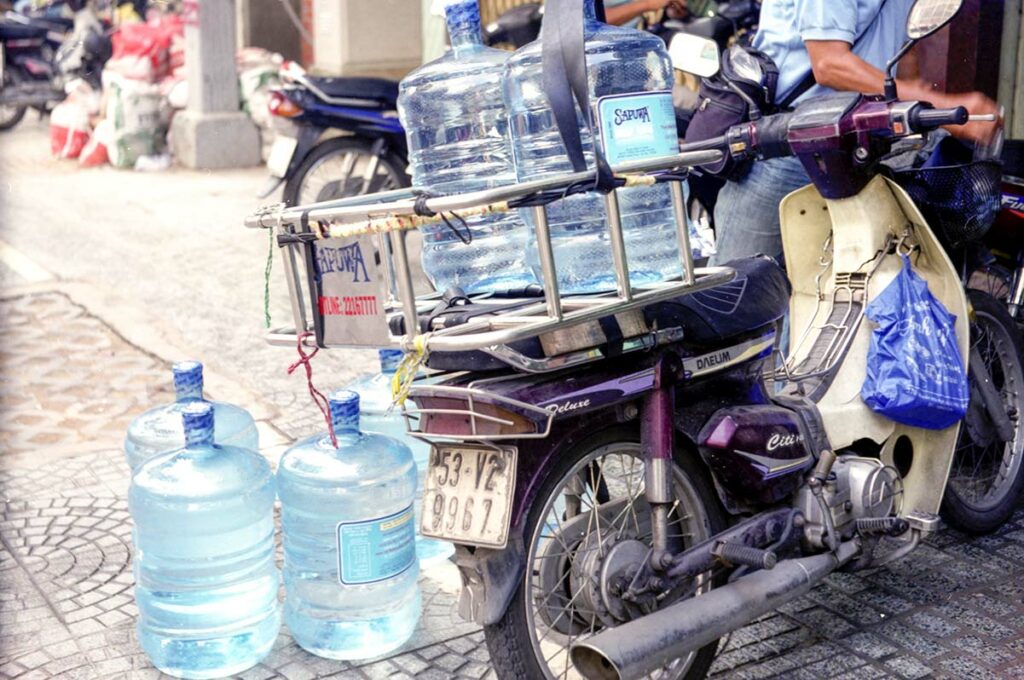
0;118;379;442
2;123;1024;679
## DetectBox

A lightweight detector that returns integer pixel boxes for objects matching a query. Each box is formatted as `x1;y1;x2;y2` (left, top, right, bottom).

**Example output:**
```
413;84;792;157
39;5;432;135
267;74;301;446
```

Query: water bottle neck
182;404;215;448
445;0;484;54
329;395;361;439
173;361;204;401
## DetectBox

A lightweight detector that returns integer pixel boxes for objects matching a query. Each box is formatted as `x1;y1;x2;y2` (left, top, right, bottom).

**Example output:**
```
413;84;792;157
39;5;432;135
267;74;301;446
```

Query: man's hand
926;89;1001;144
805;41;1002;145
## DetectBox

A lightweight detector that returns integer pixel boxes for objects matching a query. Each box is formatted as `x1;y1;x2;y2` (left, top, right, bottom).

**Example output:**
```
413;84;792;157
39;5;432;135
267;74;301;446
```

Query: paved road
2;120;1024;679
0;117;376;440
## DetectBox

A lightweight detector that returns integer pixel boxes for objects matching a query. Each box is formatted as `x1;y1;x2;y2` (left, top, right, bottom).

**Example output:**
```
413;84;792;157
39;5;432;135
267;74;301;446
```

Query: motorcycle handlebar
908;106;969;131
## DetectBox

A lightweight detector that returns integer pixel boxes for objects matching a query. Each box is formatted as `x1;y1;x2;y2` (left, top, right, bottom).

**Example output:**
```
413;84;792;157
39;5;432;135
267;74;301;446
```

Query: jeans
709;156;811;266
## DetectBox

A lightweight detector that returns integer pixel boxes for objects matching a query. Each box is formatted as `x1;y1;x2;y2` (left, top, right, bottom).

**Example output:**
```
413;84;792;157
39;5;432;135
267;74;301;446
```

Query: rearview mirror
668;34;720;78
883;0;964;99
906;0;964;39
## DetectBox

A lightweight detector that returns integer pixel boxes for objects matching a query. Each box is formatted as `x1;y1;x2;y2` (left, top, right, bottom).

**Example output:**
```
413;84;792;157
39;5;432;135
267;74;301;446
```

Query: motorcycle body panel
698;405;815;504
780;174;968;517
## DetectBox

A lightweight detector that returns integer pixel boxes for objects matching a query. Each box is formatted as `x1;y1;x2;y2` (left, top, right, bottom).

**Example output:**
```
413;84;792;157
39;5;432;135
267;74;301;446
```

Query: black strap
777;71;815;111
541;0;616;193
777;0;889;110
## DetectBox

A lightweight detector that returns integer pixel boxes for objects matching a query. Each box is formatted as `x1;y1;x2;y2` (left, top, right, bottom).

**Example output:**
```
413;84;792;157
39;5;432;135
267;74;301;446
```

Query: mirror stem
883;39;915;101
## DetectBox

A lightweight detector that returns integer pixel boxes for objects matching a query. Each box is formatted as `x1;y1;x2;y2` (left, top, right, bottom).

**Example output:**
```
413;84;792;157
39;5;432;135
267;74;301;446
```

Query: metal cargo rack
245;148;737;370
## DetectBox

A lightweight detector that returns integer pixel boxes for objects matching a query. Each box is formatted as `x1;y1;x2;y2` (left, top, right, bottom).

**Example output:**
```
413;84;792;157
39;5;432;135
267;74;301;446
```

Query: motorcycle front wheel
281;136;408;207
484;426;727;680
941;289;1024;534
0;67;28;131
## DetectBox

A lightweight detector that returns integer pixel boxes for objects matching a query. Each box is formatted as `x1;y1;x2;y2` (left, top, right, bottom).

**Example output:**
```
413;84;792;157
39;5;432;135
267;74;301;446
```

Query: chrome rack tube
669;181;695;285
604;189;632;301
280;226;309;336
389;228;419;344
531;205;563;321
244;149;724;230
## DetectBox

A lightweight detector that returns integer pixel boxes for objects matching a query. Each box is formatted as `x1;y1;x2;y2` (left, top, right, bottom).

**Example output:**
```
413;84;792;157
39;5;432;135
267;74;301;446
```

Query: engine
796;455;903;548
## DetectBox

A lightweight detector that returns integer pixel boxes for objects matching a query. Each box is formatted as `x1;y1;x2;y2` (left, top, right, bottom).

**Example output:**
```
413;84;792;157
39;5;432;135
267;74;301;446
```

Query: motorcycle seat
0;22;50;41
390;256;790;372
305;75;399;110
643;255;791;345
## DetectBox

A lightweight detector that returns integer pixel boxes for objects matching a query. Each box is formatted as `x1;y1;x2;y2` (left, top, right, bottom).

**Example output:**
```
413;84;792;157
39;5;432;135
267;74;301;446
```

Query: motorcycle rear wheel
281;136;408;207
941;289;1024;534
484;426;726;680
0;67;28;131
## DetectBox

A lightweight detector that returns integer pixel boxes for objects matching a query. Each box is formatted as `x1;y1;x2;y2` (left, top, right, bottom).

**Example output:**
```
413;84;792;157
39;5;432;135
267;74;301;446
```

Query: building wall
237;0;303;62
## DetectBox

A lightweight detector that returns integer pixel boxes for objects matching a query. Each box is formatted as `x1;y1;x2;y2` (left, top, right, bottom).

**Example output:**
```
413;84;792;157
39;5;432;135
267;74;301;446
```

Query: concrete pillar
311;0;422;79
172;0;261;169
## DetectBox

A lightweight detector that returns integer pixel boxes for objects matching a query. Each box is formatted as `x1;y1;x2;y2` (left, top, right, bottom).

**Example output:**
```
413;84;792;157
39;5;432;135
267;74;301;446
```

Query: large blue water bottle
130;402;280;679
277;390;421;660
504;0;696;294
124;360;258;470
346;349;455;567
397;0;536;294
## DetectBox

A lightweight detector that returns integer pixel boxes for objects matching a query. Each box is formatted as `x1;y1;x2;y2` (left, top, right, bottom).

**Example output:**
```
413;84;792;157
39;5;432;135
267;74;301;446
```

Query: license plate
420;444;517;549
266;135;298;177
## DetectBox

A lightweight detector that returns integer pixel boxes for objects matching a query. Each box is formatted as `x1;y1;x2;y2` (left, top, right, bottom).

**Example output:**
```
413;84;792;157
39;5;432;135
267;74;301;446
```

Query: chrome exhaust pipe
569;542;859;680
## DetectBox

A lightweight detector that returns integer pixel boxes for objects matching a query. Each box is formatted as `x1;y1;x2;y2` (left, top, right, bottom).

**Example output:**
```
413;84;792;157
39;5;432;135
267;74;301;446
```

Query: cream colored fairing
779;175;969;516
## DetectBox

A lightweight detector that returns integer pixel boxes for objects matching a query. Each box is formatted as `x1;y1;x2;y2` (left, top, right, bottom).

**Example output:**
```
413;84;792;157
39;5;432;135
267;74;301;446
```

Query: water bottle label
336;505;416;585
595;91;678;167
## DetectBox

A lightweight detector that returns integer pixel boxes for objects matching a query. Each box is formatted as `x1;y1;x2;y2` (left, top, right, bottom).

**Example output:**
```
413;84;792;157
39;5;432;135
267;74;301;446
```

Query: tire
0;67;28;131
484;426;728;680
281;136;409;207
941;289;1024;534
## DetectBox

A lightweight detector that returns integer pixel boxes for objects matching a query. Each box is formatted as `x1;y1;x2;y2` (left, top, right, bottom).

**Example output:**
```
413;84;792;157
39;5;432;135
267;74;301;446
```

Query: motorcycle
968;138;1024;331
248;1;1020;677
259;60;409;206
402;1;1017;678
0;0;110;130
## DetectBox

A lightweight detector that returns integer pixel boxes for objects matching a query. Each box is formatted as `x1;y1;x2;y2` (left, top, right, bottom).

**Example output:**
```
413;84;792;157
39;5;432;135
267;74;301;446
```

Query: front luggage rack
246;149;736;367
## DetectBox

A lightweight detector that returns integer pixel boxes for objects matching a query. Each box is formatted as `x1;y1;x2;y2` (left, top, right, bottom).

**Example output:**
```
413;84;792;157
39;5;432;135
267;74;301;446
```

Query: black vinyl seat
644;255;790;345
305;76;399;110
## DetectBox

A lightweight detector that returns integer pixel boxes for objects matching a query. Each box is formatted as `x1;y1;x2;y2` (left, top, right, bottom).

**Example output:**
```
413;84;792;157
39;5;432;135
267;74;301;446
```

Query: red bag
110;16;183;81
50;101;91;159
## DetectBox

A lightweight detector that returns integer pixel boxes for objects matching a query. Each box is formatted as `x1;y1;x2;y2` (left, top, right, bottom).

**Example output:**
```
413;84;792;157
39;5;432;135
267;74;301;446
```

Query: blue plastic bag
861;255;969;429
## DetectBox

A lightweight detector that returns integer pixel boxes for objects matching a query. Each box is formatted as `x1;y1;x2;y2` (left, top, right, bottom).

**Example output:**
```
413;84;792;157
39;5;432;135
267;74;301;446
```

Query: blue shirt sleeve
794;0;859;43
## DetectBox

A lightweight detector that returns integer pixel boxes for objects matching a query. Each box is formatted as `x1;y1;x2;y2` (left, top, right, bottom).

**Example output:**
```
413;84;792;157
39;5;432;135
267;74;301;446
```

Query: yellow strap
390;334;431;406
622;174;657;187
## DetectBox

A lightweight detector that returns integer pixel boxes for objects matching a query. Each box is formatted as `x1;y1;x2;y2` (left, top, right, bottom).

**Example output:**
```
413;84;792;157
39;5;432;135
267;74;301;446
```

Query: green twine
263;226;273;328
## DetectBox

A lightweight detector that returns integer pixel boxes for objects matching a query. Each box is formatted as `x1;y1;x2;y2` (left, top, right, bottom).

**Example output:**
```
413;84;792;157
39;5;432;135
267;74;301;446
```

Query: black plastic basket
885;134;1002;247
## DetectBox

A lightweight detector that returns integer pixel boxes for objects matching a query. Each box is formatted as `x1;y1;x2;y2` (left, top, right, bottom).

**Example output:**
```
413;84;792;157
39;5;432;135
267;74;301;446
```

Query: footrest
711;541;777;570
855;517;910;537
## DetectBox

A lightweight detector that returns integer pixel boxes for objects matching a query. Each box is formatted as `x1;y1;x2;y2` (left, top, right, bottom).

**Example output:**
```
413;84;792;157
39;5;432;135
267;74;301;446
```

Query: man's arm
605;0;685;26
804;40;999;143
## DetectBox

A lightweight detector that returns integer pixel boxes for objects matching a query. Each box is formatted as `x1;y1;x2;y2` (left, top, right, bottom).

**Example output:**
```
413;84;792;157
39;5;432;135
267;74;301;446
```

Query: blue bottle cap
172;360;204;401
378;349;404;373
328;390;361;433
182;401;215;447
443;0;482;47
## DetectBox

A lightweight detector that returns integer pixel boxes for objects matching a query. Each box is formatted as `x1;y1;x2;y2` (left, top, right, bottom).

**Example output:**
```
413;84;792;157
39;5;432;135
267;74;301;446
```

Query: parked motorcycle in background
967;138;1024;332
395;2;1020;678
0;0;110;130
260;60;409;206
